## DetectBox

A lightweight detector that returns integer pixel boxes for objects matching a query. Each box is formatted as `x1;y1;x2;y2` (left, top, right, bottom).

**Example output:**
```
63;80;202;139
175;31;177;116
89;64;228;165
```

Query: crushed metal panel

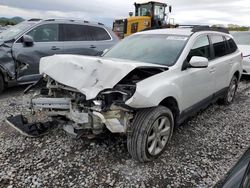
0;42;16;79
39;55;167;100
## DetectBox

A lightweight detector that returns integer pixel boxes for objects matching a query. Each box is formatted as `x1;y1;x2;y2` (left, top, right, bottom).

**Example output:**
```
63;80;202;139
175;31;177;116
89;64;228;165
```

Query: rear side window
186;35;211;62
210;35;227;58
27;24;59;42
226;36;238;54
63;24;91;41
89;26;111;41
63;24;111;41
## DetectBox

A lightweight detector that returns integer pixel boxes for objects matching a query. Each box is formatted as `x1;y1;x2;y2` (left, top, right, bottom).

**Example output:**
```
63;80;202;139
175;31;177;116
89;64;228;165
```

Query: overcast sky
0;0;249;27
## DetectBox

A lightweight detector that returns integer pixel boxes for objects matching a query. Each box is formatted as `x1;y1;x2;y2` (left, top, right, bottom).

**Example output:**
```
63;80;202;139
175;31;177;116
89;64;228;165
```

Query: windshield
0;21;36;41
231;32;250;45
104;34;188;66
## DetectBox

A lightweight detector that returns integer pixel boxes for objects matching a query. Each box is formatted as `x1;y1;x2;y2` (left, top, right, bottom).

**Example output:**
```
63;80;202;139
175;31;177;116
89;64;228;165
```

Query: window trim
61;23;113;42
225;36;238;55
182;34;212;70
15;23;62;44
25;23;60;43
209;34;229;60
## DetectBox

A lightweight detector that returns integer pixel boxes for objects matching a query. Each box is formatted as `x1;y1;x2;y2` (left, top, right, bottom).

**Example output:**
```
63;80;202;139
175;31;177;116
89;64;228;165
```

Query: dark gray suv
0;18;119;93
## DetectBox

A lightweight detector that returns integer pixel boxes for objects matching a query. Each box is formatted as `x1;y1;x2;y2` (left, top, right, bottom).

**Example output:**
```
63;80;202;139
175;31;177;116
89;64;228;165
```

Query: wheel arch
0;64;10;83
233;70;240;81
159;96;180;125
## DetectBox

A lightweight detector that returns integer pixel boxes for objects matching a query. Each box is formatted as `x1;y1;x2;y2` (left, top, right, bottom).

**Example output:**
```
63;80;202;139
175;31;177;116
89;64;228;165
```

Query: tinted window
63;24;91;41
186;35;211;62
63;24;111;41
226;36;238;54
104;34;188;66
211;35;227;58
90;26;111;41
27;24;58;42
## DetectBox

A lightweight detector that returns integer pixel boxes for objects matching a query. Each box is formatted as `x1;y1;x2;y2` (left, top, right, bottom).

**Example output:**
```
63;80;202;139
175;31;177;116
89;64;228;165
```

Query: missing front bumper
6;115;56;137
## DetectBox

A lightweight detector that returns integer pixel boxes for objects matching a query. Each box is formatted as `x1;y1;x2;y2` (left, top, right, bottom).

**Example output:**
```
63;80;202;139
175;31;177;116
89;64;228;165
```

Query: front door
179;35;215;112
12;23;64;83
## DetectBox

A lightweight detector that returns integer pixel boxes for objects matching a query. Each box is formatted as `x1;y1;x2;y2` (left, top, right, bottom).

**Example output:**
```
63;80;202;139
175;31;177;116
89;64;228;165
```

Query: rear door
88;26;116;55
12;23;64;83
209;35;231;93
62;24;114;56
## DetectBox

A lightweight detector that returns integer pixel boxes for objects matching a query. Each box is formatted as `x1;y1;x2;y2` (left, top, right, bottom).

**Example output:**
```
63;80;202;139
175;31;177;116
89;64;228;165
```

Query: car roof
137;28;193;36
27;18;106;28
136;27;230;37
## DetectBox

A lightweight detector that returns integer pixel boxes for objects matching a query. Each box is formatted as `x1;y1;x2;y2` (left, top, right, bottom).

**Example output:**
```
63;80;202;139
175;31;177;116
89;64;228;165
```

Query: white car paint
127;31;242;111
39;28;242;118
40;54;167;100
238;45;250;75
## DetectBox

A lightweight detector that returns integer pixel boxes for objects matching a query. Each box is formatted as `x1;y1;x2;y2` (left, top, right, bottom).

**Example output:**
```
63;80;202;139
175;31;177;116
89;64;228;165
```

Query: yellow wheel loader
113;1;172;39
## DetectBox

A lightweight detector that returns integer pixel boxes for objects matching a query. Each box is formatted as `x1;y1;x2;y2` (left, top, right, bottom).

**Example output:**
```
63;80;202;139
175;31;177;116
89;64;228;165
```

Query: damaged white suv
7;26;242;162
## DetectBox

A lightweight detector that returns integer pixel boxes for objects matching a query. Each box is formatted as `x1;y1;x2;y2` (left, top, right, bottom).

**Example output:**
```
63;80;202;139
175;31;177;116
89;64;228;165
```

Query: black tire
0;73;4;94
221;76;238;105
127;106;174;162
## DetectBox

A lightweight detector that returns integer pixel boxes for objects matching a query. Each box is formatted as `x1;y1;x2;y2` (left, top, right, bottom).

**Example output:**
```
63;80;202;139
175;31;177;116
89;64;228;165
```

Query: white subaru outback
6;26;242;162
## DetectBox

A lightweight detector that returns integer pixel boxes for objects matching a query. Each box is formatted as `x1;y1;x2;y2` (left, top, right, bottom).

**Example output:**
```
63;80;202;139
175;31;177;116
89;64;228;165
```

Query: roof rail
175;24;229;34
44;18;76;22
177;24;206;28
192;26;229;34
29;18;105;26
28;18;42;21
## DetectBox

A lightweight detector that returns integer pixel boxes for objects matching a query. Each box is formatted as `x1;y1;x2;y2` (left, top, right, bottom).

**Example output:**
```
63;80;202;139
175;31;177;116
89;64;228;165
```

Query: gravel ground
0;79;250;188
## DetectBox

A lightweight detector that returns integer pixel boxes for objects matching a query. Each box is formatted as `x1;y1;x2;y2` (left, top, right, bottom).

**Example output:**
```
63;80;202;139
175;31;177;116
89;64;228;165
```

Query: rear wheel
127;106;174;162
222;76;238;105
0;74;4;94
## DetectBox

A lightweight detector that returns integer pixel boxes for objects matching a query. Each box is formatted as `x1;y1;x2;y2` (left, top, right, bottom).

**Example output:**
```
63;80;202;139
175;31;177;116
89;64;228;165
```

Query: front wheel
127;106;174;162
221;75;238;105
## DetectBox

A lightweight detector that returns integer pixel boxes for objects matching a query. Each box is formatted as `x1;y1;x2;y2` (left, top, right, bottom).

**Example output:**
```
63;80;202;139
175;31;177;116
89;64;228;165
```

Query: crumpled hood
40;54;167;100
238;45;250;56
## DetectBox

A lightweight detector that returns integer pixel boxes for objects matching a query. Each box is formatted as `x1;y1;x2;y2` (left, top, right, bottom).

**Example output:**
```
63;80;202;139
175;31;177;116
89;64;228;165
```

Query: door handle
51;46;60;50
90;45;96;49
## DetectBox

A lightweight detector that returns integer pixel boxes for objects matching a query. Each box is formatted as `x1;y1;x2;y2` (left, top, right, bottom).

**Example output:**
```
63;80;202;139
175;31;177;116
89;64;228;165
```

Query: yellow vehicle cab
113;1;171;39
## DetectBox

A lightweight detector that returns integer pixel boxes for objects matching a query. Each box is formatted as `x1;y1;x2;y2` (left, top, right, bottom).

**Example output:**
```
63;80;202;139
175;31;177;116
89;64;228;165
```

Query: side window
186;35;211;62
88;26;111;41
210;35;227;58
63;24;92;41
63;24;111;41
226;36;238;54
26;24;59;42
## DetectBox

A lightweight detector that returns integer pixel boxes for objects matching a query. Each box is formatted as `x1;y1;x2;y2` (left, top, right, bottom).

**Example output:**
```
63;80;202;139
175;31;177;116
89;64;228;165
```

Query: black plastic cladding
191;26;230;34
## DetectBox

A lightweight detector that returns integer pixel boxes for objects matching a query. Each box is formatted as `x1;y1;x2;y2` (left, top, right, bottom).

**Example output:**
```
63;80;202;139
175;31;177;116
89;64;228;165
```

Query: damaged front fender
0;41;16;80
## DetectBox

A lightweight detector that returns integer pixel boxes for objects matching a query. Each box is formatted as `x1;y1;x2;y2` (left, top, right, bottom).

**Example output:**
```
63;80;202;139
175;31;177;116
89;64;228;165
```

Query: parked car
0;18;119;93
6;26;242;162
231;31;250;75
215;147;250;188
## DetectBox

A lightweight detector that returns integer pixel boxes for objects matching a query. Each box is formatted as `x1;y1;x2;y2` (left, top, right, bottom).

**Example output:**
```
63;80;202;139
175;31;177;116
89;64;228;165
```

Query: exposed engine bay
6;55;168;138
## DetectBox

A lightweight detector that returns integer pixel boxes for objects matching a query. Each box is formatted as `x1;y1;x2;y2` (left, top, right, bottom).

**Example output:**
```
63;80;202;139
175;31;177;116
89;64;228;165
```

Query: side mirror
22;35;34;47
189;56;209;68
